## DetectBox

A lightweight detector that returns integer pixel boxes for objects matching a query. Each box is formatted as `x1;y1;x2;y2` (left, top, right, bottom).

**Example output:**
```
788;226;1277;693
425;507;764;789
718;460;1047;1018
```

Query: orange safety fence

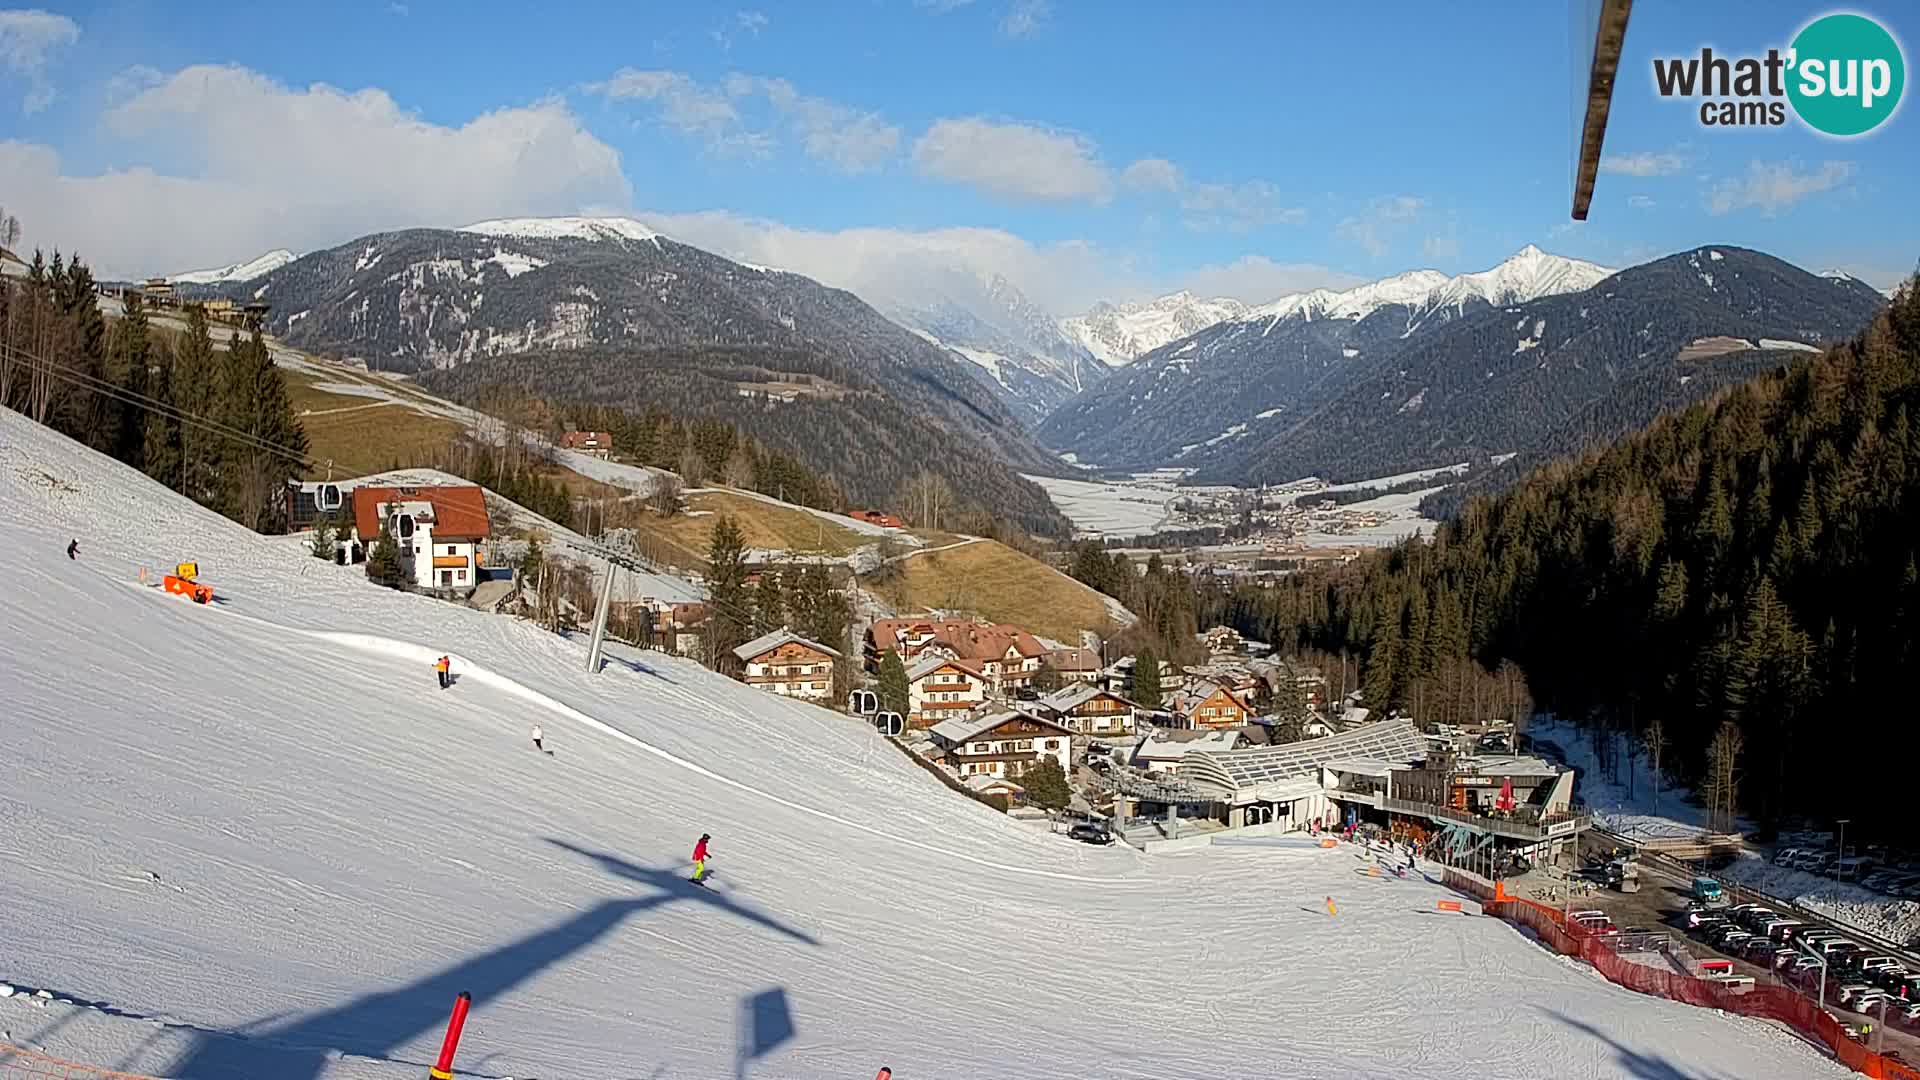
0;1043;161;1079
1440;869;1920;1080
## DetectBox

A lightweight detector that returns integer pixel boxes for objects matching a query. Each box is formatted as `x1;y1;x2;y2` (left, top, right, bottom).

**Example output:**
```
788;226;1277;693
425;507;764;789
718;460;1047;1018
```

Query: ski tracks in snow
129;585;1142;889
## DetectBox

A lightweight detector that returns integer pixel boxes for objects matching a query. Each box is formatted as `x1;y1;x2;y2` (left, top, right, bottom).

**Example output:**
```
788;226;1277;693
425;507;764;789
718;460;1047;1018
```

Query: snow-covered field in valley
0;410;1854;1079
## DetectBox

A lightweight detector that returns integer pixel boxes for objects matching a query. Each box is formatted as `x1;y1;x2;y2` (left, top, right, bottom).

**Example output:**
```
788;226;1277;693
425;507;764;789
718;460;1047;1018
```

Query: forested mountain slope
1214;277;1920;833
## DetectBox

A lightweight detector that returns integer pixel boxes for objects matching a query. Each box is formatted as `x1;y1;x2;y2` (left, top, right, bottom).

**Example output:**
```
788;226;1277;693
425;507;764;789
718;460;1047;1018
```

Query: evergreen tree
219;327;308;531
139;354;182;491
1133;647;1163;709
172;305;221;503
751;569;787;636
1019;757;1073;813
705;515;751;667
366;528;409;590
517;536;545;599
309;515;336;559
111;290;152;467
876;650;910;718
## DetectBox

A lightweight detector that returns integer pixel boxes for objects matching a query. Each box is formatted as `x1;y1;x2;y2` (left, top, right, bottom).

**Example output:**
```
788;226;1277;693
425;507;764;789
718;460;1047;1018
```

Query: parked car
1764;919;1804;941
1839;984;1877;1005
1856;956;1902;974
1744;940;1781;961
1067;822;1113;845
1896;999;1920;1022
1872;967;1914;991
1774;848;1802;866
1856;990;1898;1014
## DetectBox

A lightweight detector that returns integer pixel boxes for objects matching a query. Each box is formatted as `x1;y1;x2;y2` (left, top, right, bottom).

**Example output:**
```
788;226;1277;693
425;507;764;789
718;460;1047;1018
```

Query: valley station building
1108;719;1585;860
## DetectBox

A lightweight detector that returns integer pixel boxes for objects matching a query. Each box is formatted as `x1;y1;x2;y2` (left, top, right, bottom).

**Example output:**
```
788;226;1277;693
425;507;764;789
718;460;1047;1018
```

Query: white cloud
0;8;79;113
594;69;896;171
725;74;900;173
736;10;768;34
1626;193;1655;209
1174;255;1364;305
1121;157;1182;193
104;63;163;103
5;64;629;279
589;68;750;148
1547;220;1584;239
639;209;1138;313
1000;0;1051;37
1335;195;1423;257
912;117;1111;202
641;208;1358;313
1600;150;1687;177
1180;180;1304;232
1706;160;1854;216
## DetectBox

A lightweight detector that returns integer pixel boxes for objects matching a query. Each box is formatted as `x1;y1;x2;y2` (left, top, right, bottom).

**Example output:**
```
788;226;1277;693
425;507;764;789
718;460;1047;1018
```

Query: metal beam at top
1572;0;1634;221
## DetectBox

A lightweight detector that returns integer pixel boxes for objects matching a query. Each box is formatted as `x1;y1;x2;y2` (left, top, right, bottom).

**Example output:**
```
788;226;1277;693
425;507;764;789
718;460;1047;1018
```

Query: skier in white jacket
531;724;545;752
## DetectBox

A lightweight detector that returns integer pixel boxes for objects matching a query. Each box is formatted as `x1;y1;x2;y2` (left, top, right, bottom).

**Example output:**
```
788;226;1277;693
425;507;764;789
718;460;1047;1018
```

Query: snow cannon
163;570;213;604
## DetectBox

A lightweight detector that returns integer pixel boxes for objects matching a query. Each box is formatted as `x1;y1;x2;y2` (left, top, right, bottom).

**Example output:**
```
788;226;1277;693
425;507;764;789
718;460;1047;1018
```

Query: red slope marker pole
429;991;472;1080
875;1069;893;1080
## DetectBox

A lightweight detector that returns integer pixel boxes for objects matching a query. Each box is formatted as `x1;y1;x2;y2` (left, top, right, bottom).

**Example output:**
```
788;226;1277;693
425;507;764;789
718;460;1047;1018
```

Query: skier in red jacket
692;834;711;884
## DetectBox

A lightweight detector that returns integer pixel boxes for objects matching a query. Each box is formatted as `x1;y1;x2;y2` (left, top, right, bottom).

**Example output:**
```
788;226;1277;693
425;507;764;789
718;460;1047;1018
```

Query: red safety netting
1440;870;1920;1080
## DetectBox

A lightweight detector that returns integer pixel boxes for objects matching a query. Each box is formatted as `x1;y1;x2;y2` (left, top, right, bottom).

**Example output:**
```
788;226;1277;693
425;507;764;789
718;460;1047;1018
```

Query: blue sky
1;0;1914;309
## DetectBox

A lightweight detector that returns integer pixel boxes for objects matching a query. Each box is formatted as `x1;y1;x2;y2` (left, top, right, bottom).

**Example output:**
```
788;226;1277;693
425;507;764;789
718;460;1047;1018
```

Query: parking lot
1561;835;1920;1065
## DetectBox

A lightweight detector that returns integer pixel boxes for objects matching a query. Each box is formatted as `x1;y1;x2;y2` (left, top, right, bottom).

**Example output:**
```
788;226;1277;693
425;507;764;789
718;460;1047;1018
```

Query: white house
350;484;490;594
928;709;1074;781
906;655;989;728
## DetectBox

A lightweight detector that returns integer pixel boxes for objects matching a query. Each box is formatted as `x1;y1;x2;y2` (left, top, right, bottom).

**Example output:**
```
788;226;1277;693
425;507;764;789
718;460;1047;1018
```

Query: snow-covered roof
964;774;1023;795
1180;719;1428;794
1457;755;1562;779
732;627;842;663
1132;730;1242;762
1038;682;1135;713
928;709;1069;746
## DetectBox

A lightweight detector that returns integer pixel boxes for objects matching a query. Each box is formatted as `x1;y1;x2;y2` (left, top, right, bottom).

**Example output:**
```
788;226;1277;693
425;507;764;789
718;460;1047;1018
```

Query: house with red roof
865;618;1049;693
350;484;491;594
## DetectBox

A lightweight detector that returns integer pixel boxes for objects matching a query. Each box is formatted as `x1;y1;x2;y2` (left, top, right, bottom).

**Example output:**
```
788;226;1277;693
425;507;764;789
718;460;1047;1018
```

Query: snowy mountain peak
1232;247;1614;328
1245;269;1451;323
458;216;664;246
1424;246;1614;313
1060;291;1249;367
168;249;297;285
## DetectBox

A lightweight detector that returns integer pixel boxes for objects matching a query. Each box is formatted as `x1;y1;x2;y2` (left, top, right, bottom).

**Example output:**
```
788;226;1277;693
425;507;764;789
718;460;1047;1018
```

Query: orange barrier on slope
162;575;213;604
1435;900;1464;913
0;1042;162;1079
1319;839;1338;848
1446;874;1920;1080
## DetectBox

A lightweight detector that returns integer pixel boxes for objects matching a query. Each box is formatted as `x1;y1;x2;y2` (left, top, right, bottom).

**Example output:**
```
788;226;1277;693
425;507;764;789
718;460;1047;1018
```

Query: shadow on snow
166;839;816;1079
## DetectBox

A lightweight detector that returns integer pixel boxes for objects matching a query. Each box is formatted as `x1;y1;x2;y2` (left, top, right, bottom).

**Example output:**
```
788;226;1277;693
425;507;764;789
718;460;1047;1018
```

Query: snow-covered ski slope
0;411;1850;1080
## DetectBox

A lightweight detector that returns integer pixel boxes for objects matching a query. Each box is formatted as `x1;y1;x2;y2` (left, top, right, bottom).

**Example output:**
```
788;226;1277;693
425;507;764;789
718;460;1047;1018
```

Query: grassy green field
869;539;1113;643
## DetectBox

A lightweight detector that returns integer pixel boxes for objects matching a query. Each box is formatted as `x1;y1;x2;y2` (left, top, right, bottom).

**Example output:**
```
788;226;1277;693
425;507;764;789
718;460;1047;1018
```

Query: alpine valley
221;218;1072;535
1041;246;1890;492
